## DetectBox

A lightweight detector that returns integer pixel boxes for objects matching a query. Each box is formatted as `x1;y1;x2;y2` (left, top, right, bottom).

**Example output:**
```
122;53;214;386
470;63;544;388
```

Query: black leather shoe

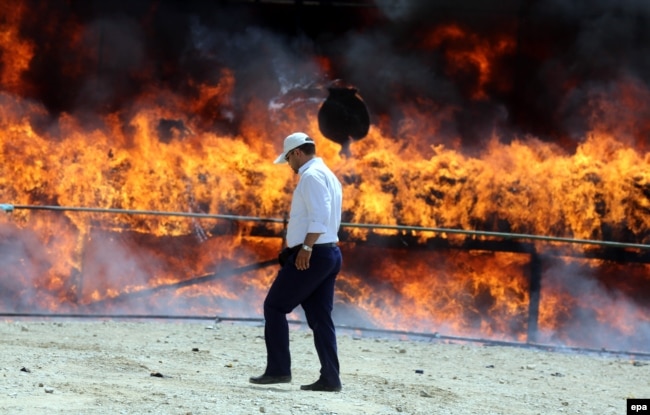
300;379;342;392
249;374;291;385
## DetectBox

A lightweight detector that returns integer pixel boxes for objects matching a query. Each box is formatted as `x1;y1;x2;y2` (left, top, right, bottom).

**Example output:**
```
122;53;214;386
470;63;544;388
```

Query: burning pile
0;0;649;352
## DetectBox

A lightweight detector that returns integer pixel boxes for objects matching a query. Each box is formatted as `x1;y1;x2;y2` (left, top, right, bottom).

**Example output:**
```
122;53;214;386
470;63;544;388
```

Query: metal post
527;248;542;343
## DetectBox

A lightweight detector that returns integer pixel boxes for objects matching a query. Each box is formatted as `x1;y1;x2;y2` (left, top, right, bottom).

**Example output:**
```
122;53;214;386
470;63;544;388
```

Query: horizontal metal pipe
1;312;649;358
85;259;278;309
4;203;650;250
7;204;283;223
224;0;376;8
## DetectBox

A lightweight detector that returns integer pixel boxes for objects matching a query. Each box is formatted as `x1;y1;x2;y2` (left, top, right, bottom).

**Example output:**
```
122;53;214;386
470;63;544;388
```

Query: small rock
44;387;54;394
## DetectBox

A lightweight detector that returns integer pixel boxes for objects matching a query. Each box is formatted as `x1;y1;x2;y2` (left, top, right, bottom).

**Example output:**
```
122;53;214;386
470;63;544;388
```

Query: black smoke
9;0;650;151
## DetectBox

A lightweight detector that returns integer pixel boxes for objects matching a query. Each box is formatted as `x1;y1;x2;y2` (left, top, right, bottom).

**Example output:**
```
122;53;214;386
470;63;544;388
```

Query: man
249;132;344;392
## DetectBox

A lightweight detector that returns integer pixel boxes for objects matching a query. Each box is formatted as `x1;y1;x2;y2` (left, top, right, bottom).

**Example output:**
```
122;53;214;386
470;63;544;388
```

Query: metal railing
4;203;650;251
2;203;650;353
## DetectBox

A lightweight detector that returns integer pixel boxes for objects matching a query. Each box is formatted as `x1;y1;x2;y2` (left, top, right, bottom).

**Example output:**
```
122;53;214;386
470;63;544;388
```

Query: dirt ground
0;319;647;415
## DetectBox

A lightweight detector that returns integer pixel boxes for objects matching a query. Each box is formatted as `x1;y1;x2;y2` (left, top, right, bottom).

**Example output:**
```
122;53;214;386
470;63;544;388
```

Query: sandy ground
0;319;648;415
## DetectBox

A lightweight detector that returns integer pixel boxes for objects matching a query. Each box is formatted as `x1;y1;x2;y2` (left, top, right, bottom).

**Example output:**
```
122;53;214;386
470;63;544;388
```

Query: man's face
285;148;301;173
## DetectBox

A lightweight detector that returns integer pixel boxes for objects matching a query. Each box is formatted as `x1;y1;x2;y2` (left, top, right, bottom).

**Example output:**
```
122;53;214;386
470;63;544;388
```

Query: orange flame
0;3;649;352
0;1;34;93
421;23;517;100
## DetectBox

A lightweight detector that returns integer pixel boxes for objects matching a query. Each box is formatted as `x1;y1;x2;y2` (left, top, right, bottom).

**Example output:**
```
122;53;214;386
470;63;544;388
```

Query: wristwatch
301;244;313;252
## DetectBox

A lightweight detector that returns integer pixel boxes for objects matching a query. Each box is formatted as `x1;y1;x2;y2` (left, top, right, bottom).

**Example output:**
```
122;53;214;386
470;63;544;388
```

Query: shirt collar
298;157;321;175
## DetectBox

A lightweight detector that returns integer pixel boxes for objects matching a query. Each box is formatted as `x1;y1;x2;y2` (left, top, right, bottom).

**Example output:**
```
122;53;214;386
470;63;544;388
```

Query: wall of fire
1;0;649;353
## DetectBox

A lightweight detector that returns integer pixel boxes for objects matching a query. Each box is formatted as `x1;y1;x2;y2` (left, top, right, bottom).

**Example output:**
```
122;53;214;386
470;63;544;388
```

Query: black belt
291;242;337;250
314;242;338;248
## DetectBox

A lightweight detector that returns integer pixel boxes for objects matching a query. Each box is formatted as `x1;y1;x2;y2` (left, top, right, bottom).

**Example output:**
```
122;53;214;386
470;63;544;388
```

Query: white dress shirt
285;157;342;248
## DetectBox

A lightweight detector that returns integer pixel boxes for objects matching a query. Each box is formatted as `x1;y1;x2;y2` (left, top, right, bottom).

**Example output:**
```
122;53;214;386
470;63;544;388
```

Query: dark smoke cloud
374;0;523;21
368;0;650;148
13;0;650;149
521;0;650;144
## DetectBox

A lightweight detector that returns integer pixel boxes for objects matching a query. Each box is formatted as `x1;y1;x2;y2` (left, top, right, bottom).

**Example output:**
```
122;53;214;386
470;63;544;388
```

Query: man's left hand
295;249;311;270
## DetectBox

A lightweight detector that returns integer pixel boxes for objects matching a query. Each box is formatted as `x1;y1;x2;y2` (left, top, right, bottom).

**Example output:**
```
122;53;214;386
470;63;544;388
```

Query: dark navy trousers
262;245;342;386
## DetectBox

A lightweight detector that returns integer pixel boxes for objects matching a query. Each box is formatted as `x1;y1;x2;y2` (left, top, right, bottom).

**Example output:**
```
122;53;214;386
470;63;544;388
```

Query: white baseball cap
273;132;315;164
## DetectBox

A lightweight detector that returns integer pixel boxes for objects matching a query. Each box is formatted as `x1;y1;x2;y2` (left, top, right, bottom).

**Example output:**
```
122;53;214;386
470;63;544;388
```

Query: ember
1;0;649;353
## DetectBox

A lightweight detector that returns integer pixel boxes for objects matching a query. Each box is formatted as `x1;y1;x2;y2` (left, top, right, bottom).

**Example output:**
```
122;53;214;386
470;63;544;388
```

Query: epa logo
628;399;650;414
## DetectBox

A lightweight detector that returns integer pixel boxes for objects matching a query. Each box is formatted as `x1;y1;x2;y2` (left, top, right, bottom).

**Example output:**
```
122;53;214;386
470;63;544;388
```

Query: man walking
249;132;343;392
